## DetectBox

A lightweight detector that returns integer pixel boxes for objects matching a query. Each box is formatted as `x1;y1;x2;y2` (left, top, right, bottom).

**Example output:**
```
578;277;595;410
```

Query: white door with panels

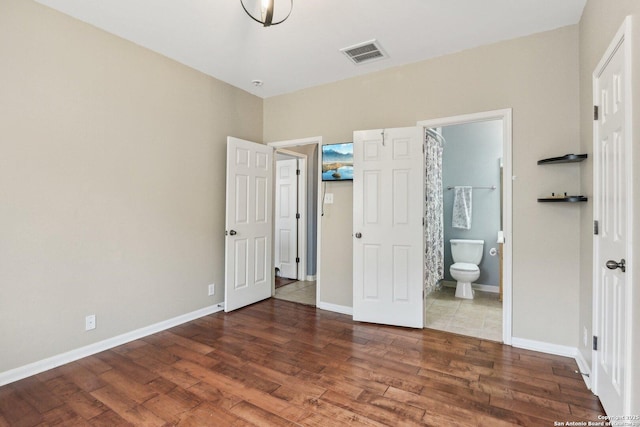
353;127;424;328
225;137;273;312
593;17;631;416
275;158;298;279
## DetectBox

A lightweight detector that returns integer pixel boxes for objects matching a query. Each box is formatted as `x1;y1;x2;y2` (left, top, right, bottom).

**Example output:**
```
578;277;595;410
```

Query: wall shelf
537;153;588;203
538;196;588;203
537;154;587;165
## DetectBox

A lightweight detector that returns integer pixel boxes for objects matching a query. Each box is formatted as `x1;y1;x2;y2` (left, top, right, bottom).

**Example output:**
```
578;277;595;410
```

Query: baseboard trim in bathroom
441;280;499;293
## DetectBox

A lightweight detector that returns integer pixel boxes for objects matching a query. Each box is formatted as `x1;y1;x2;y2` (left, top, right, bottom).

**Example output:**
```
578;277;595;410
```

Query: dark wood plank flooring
0;299;604;426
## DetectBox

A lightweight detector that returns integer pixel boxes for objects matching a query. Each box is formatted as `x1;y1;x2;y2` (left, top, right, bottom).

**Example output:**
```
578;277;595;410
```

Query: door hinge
296;257;300;263
593;336;598;351
594;105;599;121
296;169;301;176
296;213;301;219
594;220;599;235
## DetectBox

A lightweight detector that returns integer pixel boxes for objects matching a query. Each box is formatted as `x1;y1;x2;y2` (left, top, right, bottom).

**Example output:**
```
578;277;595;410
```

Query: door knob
228;230;237;236
606;258;625;273
355;232;362;239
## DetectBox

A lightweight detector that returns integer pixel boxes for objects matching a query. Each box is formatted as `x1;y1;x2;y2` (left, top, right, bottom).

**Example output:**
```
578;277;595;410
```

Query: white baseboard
317;301;352;316
574;349;592;390
511;337;577;358
441;280;499;293
0;303;224;387
306;275;317;282
511;337;592;390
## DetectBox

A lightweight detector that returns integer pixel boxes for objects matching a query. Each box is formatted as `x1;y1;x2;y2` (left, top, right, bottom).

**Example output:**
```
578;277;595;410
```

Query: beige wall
8;0;636;397
578;0;640;411
265;26;582;346
0;0;262;373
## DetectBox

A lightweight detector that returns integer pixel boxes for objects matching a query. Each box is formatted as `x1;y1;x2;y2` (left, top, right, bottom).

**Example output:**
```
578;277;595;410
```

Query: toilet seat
450;262;479;273
450;262;479;300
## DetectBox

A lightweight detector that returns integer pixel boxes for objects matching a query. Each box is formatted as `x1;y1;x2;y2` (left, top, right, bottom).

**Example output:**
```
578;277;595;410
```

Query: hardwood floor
0;299;604;426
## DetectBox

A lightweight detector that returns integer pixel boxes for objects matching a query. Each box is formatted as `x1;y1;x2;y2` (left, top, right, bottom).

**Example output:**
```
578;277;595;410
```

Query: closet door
353;127;424;328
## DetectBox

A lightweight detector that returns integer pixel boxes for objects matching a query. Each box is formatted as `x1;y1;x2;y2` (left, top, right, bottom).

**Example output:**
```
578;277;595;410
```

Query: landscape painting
322;143;354;181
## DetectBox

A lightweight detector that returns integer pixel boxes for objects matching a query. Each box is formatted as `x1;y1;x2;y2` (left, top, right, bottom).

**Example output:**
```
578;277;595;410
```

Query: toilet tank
450;239;484;264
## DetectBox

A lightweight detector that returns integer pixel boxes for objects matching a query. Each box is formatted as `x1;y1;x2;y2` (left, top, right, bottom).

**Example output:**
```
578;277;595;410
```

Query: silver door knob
606;259;625;273
228;230;237;236
355;232;362;238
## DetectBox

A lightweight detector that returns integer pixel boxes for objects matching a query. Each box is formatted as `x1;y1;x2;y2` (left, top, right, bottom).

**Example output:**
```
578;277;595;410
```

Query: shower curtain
424;131;444;295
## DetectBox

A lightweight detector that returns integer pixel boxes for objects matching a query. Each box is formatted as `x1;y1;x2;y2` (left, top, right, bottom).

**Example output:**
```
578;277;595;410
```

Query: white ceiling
34;0;586;98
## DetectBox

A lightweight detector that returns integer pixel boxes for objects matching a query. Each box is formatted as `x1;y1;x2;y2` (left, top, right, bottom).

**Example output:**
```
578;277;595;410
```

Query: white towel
452;186;472;229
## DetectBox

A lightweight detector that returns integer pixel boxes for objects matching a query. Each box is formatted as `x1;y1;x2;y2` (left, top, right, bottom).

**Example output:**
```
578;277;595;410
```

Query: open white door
225;137;273;312
592;17;631;416
274;158;298;279
353;127;424;328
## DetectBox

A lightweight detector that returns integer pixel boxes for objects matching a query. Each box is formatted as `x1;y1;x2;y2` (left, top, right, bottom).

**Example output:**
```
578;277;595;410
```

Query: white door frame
592;16;633;413
268;137;322;306
417;108;513;345
275;149;307;281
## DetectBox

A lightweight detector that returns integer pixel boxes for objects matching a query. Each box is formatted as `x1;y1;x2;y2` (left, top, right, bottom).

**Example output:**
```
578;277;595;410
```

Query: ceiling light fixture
240;0;293;27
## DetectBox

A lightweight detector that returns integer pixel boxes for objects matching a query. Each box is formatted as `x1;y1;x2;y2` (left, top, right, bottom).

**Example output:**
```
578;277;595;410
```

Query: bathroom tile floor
275;281;501;341
274;280;316;306
425;286;503;342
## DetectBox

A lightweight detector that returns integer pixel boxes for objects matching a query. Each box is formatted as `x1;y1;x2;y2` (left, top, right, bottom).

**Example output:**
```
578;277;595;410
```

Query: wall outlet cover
208;284;215;296
85;315;96;331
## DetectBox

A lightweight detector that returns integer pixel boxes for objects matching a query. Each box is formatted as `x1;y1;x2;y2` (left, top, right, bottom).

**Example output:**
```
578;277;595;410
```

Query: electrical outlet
324;193;334;204
583;326;588;347
208;284;215;296
85;314;96;331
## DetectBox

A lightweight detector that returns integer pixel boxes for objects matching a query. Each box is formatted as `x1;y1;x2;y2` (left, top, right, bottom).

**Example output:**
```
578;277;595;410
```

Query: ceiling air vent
340;39;387;65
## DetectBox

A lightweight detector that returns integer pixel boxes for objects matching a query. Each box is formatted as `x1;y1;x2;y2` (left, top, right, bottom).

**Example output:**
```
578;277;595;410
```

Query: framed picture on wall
321;142;353;181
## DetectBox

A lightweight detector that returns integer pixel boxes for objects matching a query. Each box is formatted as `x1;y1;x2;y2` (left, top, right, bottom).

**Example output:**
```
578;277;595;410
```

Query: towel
452;186;472;229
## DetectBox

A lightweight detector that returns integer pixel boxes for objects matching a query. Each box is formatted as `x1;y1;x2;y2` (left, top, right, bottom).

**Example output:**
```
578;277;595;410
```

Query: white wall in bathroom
442;120;503;287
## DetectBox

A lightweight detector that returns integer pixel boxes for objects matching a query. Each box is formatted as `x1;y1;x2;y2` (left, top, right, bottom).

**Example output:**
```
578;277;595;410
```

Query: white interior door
593;20;629;416
353;127;424;328
225;137;273;312
275;158;298;279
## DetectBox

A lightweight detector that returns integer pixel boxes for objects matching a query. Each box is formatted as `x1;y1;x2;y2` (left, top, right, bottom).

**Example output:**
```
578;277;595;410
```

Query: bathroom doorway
418;109;512;344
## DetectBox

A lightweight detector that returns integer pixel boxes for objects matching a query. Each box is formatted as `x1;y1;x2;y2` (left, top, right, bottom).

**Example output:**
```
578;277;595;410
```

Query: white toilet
449;239;484;299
